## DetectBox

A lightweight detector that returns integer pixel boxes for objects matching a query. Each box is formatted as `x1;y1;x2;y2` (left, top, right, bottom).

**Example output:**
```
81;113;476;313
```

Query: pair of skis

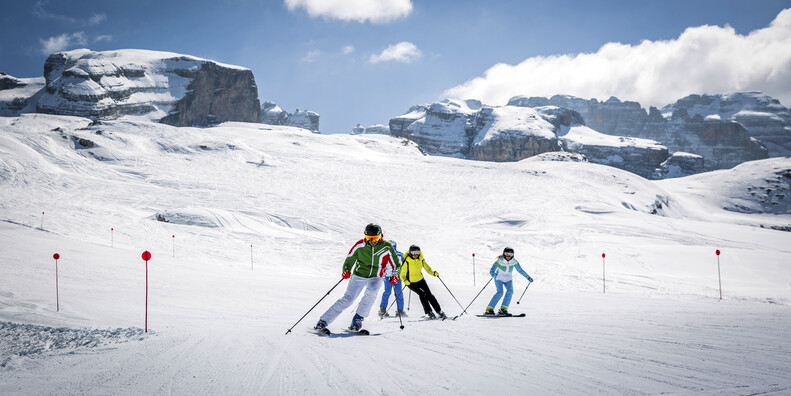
475;313;526;318
315;327;370;336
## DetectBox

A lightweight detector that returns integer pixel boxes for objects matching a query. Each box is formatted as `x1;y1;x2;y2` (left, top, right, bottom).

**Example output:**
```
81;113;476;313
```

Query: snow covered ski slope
1;114;790;394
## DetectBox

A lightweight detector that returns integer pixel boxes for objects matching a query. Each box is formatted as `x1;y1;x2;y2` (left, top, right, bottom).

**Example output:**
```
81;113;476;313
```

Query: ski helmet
365;223;382;243
409;245;421;254
503;247;514;256
364;223;382;237
388;240;397;250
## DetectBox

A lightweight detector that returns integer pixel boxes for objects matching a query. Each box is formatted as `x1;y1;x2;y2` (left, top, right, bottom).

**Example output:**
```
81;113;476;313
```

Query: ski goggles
410;250;420;256
364;234;382;242
504;252;514;258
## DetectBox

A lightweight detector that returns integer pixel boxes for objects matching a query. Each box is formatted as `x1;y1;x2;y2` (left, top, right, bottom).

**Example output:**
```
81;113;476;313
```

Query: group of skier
313;223;534;333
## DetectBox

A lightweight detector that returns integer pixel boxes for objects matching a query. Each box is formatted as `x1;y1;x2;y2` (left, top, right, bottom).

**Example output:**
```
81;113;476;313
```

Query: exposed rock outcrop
0;73;45;115
663;92;791;157
470;106;563;162
655;152;705;179
350;124;389;135
510;93;773;171
559;126;669;179
390;99;677;178
260;101;320;133
34;49;260;126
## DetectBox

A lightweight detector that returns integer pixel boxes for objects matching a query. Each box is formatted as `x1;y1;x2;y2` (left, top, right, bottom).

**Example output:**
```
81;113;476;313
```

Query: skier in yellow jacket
400;245;446;319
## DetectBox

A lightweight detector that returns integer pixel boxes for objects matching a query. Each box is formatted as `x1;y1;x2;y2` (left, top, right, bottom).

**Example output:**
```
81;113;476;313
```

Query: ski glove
342;271;351;279
433;271;439;277
527;276;533;282
389;275;399;285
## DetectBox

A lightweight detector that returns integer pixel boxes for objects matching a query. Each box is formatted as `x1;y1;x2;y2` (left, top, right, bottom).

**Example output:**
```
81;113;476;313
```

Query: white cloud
444;8;791;108
342;45;355;55
39;32;87;55
87;13;107;25
301;49;322;63
94;35;113;43
285;0;412;23
33;1;107;25
368;41;422;64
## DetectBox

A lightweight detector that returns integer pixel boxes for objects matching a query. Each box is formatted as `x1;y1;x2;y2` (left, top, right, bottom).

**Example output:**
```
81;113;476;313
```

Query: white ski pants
320;275;382;325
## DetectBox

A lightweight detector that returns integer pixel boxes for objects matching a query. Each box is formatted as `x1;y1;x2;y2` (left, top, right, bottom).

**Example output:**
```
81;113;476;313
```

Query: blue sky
2;0;790;133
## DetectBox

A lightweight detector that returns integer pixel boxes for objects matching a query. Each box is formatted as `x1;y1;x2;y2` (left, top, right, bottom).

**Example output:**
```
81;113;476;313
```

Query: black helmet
364;223;382;237
503;247;514;256
409;245;421;254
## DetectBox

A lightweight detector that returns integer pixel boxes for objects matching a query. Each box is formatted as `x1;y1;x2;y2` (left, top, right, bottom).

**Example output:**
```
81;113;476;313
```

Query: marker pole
716;250;722;300
53;253;60;311
602;253;606;294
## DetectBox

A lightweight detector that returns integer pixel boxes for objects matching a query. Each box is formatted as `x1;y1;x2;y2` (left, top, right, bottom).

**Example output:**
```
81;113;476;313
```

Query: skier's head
364;223;382;245
409;245;421;258
388;240;397;250
503;247;514;260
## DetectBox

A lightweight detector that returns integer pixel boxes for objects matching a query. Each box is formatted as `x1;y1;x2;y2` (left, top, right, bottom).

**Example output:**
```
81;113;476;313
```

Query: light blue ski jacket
490;256;531;282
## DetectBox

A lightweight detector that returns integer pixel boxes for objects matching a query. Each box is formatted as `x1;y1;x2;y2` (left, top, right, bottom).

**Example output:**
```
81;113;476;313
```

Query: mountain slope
1;115;790;394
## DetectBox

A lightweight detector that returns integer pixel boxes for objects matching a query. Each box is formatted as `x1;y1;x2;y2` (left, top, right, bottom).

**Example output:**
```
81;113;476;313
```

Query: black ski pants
406;279;441;314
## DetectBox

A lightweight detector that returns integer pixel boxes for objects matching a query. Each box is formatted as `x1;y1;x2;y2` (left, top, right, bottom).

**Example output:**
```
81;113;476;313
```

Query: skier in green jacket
315;224;401;331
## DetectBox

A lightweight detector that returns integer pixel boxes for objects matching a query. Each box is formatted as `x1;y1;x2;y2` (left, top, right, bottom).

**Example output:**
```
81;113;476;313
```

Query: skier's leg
320;275;366;325
424;283;442;313
501;280;514;308
486;280;504;309
355;276;383;318
395;279;405;310
410;279;432;313
380;278;392;307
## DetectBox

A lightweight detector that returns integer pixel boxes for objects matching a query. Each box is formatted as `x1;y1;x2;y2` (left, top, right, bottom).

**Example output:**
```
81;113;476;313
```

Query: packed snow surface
1;114;790;395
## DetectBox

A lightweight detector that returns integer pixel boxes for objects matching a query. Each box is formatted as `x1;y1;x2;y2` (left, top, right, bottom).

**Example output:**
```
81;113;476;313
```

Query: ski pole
393;283;406;330
386;284;407;312
285;277;345;335
453;277;492;320
516;281;532;304
437;275;467;315
408;289;412;310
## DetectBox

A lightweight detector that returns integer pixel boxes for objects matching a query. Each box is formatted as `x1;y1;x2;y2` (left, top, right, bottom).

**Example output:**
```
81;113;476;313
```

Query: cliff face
510;93;774;171
260;102;320;133
0;73;45;115
35;49;260;126
159;61;260;126
662;92;791;157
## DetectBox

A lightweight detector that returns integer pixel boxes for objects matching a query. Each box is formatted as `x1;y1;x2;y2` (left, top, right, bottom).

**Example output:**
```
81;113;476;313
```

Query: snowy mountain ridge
2;49;261;127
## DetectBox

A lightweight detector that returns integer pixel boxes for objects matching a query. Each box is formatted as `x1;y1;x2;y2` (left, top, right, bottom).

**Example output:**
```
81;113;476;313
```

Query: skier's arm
514;262;533;282
421;254;437;276
342;255;357;273
489;262;499;278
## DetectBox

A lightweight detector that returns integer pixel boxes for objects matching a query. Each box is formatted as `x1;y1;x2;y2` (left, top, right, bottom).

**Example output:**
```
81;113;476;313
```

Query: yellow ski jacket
400;252;437;285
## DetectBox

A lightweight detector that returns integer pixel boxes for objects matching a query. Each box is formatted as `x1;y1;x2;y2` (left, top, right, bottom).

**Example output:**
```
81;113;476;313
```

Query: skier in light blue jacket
484;247;533;315
378;240;406;317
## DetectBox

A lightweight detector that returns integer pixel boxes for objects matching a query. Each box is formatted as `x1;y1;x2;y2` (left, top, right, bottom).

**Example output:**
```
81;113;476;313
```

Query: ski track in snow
1;115;790;394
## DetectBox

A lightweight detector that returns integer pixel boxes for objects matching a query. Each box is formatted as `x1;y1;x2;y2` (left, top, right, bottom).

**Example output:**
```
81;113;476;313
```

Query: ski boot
438;311;447;320
378;306;390;318
315;319;328;330
396;309;407;318
498;307;509;316
484;307;495;316
349;314;364;331
427;312;437;319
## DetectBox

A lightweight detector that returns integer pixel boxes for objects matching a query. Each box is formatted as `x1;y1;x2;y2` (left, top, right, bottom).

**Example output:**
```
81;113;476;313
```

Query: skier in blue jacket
378;240;406;317
484;247;533;315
